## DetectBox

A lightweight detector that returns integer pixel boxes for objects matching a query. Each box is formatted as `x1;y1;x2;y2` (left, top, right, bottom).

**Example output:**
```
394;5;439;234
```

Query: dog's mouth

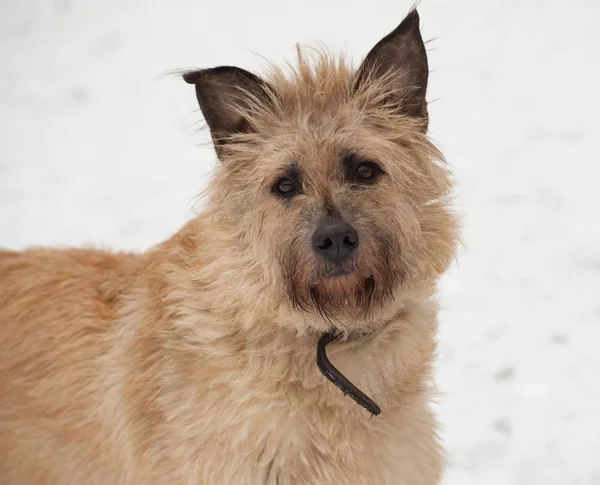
311;266;373;289
317;267;354;279
310;271;375;308
312;261;358;282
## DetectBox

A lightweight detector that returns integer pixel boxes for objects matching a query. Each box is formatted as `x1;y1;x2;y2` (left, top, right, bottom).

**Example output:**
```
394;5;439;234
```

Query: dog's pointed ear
354;9;429;130
183;66;272;150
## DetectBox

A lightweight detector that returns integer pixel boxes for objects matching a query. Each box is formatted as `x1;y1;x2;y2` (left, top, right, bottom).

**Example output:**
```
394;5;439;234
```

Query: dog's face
184;10;457;329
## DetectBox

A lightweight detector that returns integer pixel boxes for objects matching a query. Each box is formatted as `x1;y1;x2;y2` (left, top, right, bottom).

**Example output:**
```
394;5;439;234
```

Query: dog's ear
354;9;429;131
183;66;272;151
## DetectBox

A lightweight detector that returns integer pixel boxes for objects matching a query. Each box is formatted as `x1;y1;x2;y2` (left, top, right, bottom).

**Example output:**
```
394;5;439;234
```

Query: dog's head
184;10;457;331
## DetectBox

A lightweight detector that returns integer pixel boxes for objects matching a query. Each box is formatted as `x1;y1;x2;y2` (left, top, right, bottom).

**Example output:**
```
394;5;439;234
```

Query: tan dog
0;9;458;485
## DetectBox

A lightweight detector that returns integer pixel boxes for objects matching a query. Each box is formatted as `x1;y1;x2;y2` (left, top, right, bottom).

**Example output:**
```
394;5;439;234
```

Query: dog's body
0;10;458;485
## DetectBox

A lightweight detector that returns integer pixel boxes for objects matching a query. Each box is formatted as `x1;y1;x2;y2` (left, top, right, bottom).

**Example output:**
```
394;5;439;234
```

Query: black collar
316;330;381;416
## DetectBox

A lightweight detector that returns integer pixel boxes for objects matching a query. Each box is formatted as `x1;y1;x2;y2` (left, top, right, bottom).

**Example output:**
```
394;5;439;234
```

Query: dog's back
0;248;140;484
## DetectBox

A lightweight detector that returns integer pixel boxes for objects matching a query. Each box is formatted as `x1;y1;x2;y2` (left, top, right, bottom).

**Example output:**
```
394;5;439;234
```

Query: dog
0;9;458;485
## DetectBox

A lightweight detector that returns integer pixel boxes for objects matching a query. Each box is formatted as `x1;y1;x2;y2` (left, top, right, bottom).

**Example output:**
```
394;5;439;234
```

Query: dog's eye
273;177;298;197
354;162;380;182
356;163;374;180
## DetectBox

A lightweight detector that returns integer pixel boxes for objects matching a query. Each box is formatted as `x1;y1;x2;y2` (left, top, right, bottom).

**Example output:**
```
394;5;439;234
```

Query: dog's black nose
312;216;359;262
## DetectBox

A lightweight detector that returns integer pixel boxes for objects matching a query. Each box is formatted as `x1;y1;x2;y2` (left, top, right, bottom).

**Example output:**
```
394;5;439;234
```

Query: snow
1;0;599;483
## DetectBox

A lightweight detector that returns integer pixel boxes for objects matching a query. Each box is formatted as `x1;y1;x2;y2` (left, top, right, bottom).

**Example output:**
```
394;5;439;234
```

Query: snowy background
1;0;599;483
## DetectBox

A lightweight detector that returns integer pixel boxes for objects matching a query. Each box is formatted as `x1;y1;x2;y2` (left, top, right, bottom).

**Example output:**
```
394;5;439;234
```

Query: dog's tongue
316;330;381;416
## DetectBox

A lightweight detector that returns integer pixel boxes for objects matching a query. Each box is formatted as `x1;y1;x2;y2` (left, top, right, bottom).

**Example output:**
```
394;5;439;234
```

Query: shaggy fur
0;9;458;485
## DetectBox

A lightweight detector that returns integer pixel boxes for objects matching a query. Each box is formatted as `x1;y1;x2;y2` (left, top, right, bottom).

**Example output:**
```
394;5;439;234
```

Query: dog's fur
0;10;458;485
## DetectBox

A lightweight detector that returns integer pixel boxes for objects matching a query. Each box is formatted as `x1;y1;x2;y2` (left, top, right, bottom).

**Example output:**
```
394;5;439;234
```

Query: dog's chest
200;403;395;485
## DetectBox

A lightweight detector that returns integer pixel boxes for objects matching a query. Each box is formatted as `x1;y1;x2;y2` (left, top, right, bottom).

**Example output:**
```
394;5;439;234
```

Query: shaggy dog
0;9;458;485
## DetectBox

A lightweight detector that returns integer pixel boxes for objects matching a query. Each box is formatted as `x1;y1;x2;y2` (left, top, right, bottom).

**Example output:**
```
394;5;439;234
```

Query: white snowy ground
1;0;599;483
